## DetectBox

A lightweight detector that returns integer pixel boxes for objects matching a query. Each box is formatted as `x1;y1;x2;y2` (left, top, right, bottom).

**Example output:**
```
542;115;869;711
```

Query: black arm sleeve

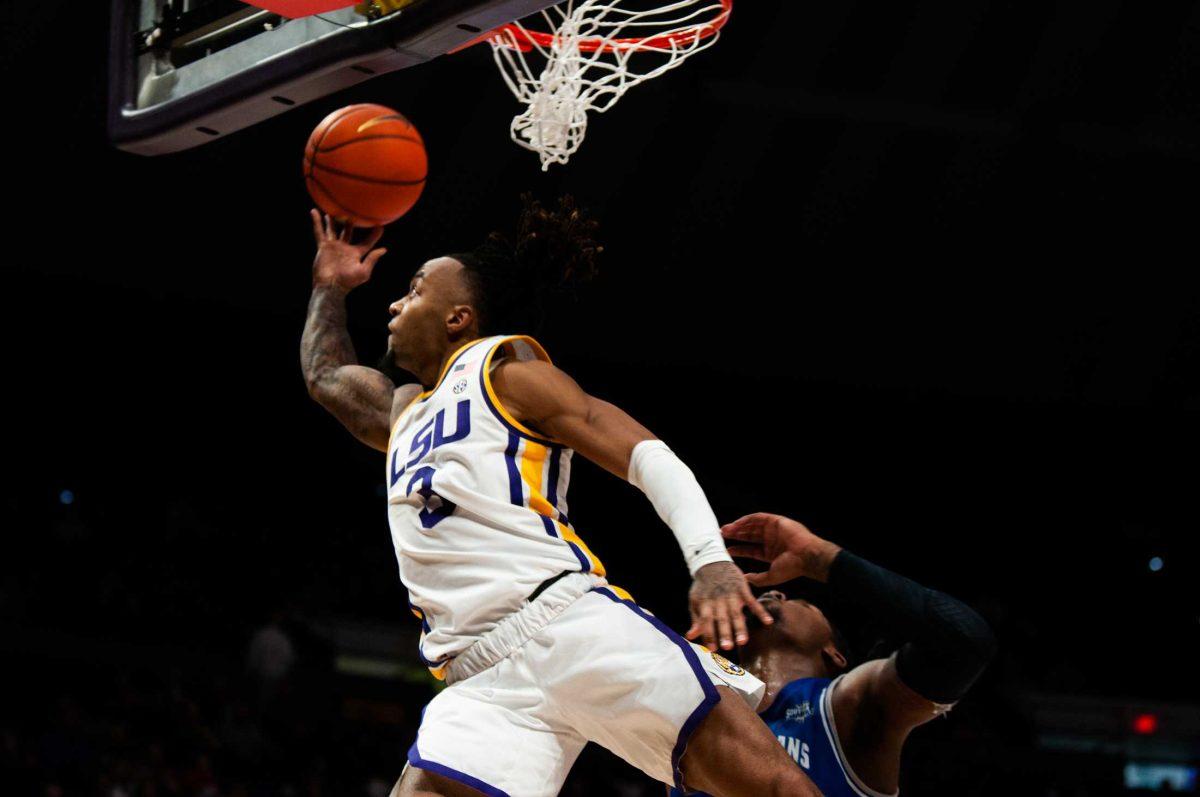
828;550;997;704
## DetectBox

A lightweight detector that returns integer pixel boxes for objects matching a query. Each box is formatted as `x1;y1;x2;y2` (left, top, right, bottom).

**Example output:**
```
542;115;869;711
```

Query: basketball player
671;511;997;797
300;197;821;797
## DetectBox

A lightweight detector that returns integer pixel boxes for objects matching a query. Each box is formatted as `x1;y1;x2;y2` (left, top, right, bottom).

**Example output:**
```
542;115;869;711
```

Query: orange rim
461;0;732;54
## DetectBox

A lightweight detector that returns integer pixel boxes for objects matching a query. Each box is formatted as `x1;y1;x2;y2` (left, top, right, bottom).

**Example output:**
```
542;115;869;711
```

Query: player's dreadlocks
453;194;602;336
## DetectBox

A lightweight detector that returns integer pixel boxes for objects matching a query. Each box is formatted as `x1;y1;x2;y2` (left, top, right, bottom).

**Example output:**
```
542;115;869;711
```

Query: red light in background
1132;713;1159;735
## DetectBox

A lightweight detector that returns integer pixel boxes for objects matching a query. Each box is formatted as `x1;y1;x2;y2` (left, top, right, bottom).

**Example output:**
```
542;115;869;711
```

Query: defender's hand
310;209;387;291
685;561;774;652
720;512;841;586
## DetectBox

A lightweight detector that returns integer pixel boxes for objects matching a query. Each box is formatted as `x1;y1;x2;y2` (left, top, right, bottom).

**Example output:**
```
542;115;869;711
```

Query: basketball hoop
482;0;732;169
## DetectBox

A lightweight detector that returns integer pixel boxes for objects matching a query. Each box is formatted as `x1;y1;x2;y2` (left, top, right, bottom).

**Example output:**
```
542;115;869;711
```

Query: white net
487;0;731;170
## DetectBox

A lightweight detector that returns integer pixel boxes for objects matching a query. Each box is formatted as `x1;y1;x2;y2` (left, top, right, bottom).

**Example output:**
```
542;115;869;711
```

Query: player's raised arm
723;512;997;790
490;358;775;652
301;210;396;452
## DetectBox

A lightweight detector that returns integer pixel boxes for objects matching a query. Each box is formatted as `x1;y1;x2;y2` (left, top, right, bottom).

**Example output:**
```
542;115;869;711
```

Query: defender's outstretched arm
301;210;395;452
491;358;775;652
723;512;997;792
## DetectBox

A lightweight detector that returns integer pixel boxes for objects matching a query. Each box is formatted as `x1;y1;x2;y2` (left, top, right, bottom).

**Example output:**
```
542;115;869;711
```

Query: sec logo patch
710;651;746;676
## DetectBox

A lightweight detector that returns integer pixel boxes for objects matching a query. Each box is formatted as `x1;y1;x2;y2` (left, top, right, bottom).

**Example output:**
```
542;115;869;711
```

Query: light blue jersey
672;676;895;797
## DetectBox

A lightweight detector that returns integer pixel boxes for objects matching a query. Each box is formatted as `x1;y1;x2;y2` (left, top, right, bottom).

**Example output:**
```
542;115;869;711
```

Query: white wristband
627;439;733;576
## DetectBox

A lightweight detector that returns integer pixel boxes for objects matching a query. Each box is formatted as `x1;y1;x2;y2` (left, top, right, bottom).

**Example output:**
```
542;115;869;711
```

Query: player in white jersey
300;196;820;797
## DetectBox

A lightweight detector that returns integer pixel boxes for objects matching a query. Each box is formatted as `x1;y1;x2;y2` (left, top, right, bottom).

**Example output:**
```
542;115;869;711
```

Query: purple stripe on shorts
590;587;721;790
408;740;511;797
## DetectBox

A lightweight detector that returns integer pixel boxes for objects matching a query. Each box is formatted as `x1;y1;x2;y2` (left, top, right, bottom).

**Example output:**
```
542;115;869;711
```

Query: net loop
485;0;731;169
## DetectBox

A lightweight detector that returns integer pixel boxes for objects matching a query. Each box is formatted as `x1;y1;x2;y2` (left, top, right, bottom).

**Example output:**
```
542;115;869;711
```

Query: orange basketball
303;103;427;227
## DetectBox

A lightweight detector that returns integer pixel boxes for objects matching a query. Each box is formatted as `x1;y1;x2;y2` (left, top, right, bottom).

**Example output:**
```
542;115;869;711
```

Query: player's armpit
390;382;423;425
489;358;654;478
307;364;397;452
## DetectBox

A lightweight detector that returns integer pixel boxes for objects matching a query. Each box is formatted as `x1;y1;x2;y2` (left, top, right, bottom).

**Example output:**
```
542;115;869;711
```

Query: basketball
303;103;427;227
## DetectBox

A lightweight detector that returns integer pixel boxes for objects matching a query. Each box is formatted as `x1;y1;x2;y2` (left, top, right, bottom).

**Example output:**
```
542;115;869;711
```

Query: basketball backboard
108;0;561;155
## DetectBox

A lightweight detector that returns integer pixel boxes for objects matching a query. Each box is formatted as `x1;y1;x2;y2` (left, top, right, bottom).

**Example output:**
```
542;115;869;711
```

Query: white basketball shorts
406;573;765;797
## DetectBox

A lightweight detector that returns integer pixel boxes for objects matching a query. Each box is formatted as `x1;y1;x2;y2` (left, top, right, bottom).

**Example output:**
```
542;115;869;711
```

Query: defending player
300;197;821;797
672;512;997;797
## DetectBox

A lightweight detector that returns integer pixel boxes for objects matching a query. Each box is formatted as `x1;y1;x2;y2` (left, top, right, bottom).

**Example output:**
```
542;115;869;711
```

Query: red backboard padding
243;0;357;17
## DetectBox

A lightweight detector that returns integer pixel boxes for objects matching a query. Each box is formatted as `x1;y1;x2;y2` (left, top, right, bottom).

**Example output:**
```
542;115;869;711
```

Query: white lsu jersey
385;335;607;679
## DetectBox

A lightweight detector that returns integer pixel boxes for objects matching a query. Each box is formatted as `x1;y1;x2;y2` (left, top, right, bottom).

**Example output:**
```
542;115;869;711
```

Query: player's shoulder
828;659;891;729
487;333;571;388
831;654;946;754
492;356;561;381
481;332;554;365
490;357;580;416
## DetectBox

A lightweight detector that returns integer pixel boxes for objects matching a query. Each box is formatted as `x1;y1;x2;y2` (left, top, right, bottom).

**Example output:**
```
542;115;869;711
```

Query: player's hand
721;513;842;586
310;209;387;291
685;561;774;652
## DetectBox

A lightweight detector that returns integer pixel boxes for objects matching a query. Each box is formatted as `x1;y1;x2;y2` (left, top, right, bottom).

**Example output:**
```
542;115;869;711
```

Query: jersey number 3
391;399;471;530
406;466;457;529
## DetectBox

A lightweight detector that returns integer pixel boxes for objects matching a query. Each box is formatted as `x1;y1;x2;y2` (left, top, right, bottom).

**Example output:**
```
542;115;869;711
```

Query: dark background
3;0;1199;795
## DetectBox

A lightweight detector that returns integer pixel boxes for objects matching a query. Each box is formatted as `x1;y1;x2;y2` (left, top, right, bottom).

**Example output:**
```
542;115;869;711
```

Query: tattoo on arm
301;284;394;451
302;285;356;385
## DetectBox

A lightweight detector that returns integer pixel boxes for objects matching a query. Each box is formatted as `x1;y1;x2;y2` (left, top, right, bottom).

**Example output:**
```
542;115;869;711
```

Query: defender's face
387;257;469;367
744;591;835;657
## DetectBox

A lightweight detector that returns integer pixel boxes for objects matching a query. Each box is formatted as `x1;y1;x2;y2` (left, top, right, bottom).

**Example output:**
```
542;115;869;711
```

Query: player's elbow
936;602;997;699
926;590;997;666
305;377;379;446
897;595;997;704
305;369;334;403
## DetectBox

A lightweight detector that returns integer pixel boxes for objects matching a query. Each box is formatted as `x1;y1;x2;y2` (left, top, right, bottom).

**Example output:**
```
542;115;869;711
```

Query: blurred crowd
2;489;428;797
4;613;407;797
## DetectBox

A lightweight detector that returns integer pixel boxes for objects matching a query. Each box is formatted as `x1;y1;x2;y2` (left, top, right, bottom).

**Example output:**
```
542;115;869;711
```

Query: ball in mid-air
304;103;426;227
